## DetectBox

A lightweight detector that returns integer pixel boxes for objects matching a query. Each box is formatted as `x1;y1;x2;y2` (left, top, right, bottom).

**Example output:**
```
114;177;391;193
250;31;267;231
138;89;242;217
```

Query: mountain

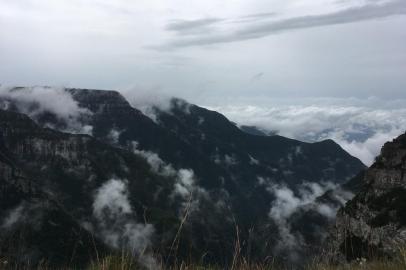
329;132;406;262
0;86;366;266
149;98;364;187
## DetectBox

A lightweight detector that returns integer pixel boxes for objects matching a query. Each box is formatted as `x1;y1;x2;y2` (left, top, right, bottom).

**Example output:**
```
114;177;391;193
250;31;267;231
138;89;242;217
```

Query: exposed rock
329;132;406;262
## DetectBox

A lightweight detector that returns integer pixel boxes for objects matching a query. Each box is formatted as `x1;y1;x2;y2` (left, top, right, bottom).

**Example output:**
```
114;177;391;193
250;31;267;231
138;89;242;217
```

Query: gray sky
1;0;405;101
1;0;406;164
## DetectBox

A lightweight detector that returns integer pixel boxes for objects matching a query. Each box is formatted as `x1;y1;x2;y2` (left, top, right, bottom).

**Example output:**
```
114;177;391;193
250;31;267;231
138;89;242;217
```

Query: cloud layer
1;0;405;100
207;98;406;165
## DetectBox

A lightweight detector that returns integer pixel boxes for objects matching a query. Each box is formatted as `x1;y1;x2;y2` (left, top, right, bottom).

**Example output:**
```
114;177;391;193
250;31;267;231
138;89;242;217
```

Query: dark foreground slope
0;110;108;267
0;87;366;266
329;132;406;262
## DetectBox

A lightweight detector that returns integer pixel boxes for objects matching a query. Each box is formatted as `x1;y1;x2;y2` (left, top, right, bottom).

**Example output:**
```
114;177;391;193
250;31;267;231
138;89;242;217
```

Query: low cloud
107;129;122;144
120;86;173;123
173;169;196;198
92;178;155;267
120;87;191;124
328;127;404;165
269;182;338;221
268;182;353;260
208;99;406;165
93;179;133;219
131;142;205;203
132;141;179;178
0;86;93;135
1;204;25;229
1;201;65;232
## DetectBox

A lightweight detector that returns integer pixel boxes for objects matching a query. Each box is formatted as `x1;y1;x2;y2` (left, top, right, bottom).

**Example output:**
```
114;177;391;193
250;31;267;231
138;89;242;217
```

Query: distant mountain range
0;87;369;267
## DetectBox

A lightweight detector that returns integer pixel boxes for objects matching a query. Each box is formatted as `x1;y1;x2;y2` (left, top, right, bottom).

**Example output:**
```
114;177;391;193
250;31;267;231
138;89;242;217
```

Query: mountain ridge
0;86;366;267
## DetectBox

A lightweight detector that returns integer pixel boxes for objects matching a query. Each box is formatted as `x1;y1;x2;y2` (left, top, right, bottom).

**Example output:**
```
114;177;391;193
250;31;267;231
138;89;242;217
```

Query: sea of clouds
204;97;406;166
2;85;404;166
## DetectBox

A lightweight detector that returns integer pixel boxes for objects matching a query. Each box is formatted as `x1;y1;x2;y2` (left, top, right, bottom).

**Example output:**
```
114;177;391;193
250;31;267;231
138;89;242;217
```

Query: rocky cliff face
0;109;177;267
329;132;406;262
0;111;107;267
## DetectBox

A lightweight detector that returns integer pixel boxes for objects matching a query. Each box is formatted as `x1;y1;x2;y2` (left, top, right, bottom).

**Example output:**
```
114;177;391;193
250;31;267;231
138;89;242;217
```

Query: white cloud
0;86;93;135
207;98;406;165
249;155;260;165
316;204;337;219
329;127;404;165
268;181;353;257
120;87;193;124
132;141;178;177
107;129;122;144
269;182;337;221
92;178;155;267
120;86;173;123
93;178;132;219
224;154;238;166
1;204;25;229
131;141;209;221
174;169;195;197
131;142;204;202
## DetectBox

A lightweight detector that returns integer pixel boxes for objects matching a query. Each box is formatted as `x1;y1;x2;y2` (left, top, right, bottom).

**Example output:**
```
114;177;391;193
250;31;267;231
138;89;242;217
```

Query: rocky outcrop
329;132;406;262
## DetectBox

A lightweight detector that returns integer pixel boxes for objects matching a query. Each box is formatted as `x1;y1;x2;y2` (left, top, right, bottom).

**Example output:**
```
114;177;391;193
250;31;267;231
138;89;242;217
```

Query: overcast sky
1;0;405;101
1;0;405;164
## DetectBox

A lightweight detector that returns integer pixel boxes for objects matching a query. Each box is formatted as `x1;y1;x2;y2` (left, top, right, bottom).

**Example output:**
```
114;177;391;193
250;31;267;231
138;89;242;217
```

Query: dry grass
2;250;406;270
83;246;406;270
87;253;137;270
307;247;406;270
81;247;406;270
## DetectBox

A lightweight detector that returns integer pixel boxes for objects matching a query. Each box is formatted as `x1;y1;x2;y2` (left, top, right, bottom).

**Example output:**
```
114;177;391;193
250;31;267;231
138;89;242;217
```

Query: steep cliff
330;132;406;262
0;112;106;267
0;109;178;267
